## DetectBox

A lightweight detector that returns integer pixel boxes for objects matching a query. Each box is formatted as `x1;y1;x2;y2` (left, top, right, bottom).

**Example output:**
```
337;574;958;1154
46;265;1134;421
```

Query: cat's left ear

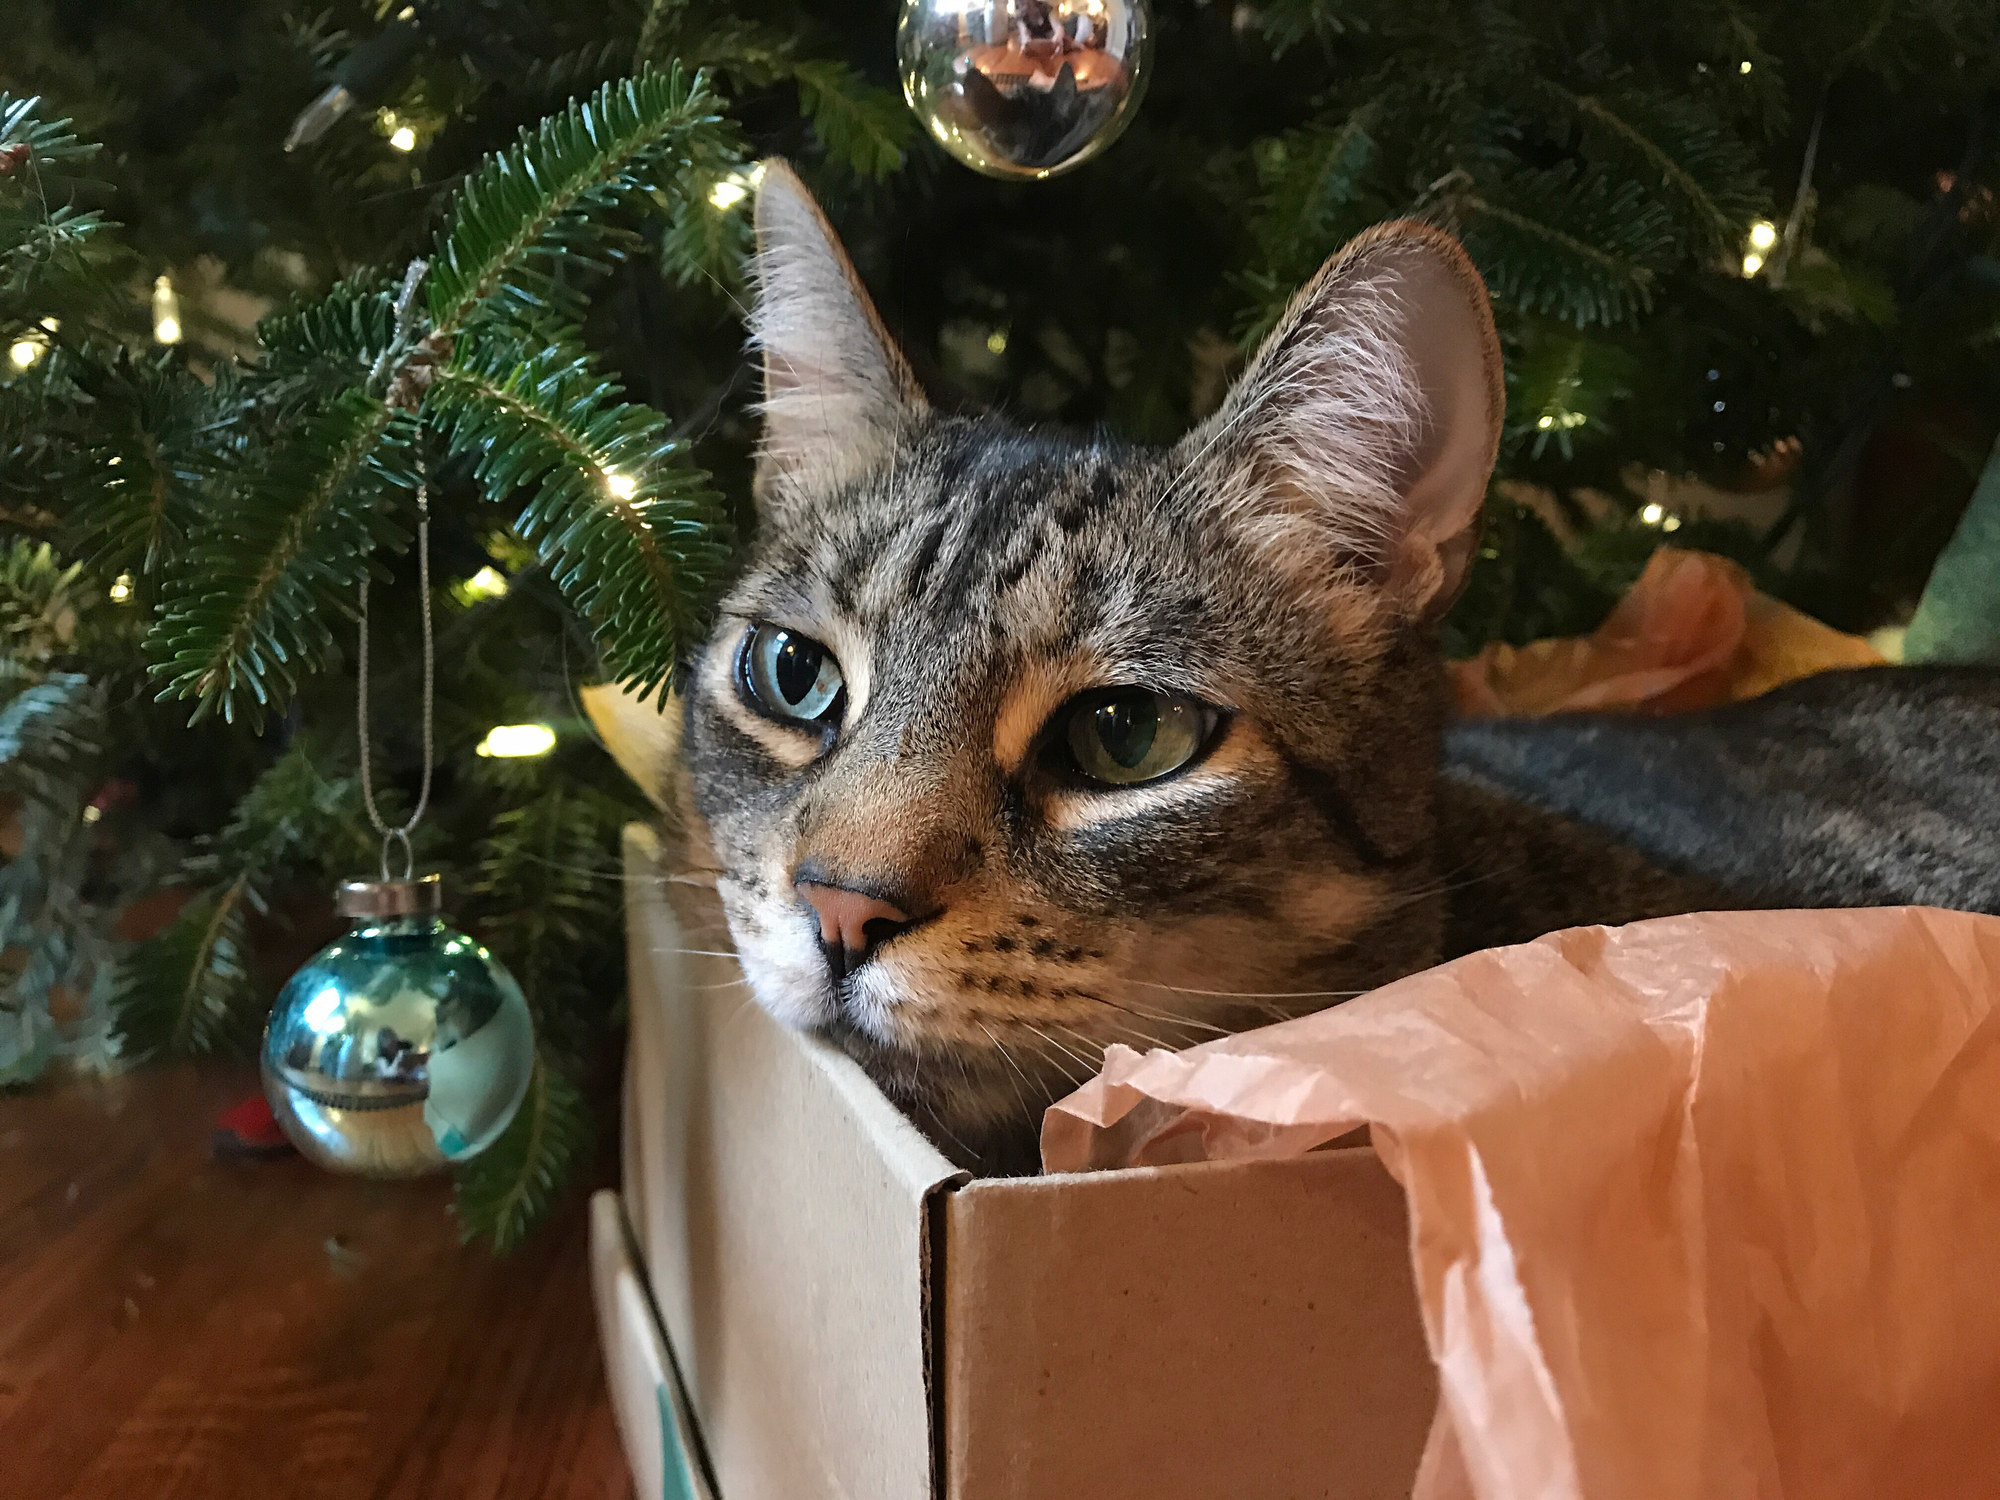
750;161;927;502
1183;222;1503;622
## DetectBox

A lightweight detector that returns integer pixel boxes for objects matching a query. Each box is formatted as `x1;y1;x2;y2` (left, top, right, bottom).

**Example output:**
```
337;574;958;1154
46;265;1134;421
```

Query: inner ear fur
1185;221;1505;623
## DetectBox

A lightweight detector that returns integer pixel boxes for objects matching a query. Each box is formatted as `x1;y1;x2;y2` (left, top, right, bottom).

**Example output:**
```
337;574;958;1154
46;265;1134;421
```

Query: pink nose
796;882;912;978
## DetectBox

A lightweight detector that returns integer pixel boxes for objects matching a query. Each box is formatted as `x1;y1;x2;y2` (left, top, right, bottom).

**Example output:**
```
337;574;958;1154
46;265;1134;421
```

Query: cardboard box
593;826;1436;1500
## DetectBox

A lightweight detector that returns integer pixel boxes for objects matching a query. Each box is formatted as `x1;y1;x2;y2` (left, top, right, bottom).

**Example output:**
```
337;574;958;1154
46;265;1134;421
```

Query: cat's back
1442;665;2000;914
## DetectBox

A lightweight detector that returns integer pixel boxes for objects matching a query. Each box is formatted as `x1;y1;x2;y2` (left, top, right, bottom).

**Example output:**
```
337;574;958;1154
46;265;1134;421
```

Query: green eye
1060;689;1219;787
741;623;844;724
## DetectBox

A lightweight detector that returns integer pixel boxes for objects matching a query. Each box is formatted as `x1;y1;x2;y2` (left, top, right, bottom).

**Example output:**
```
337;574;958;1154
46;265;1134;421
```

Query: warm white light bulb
1739;59;1753;74
1747;220;1778;252
476;723;558;759
108;573;135;603
986;329;1009;355
8;338;39;369
152;274;183;344
603;470;639;499
1741;251;1765;278
390;126;417;152
1639;503;1667;526
465;566;507;600
708;178;749;210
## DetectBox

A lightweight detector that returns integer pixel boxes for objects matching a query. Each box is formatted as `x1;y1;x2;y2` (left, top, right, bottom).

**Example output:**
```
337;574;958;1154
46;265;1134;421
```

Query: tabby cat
672;163;2000;1172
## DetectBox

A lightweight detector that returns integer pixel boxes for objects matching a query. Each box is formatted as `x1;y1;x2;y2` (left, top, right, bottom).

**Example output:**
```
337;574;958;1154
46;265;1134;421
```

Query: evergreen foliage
6;0;2000;1244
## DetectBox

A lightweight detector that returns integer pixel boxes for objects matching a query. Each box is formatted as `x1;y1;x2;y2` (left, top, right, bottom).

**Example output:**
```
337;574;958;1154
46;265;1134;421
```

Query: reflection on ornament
899;0;1150;179
262;875;534;1178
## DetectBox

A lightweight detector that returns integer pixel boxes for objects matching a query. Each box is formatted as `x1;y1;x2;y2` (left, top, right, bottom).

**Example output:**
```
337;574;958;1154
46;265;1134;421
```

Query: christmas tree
5;0;1998;1244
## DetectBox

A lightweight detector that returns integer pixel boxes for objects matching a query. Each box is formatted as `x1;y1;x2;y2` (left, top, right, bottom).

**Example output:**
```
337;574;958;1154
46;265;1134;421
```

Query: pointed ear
749;161;927;501
1183;222;1503;622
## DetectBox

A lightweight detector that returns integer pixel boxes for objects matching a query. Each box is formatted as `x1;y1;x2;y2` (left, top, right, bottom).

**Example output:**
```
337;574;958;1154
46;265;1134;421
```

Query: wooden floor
0;1062;633;1500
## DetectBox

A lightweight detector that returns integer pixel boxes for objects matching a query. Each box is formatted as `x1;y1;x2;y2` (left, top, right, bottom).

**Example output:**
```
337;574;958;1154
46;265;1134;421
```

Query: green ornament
261;873;535;1177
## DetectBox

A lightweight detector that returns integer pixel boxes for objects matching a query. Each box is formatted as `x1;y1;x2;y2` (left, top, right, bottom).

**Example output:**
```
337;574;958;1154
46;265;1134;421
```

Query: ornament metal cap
337;872;443;919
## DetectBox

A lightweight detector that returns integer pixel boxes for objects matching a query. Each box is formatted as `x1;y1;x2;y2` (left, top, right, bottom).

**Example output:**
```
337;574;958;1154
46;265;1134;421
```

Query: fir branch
256;275;400;386
113;743;381;1059
147;390;418;724
427;333;729;704
0;93;100;174
453;1053;591;1253
1237;110;1381;346
1451;166;1675;328
112;875;256;1058
1543;85;1767;258
425;66;728;337
791;61;914;180
0;667;102;811
466;777;641;1052
60;346;211;580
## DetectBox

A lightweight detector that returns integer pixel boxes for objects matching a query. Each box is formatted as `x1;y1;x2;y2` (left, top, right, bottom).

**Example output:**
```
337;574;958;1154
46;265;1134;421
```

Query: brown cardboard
941;1158;1433;1500
609;825;1435;1500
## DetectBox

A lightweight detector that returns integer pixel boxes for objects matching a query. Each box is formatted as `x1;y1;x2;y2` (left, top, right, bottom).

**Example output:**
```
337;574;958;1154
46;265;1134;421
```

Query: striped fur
679;166;1999;1172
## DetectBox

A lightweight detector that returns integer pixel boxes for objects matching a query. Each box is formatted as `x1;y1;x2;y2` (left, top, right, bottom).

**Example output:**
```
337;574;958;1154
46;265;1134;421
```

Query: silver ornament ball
261;875;534;1179
898;0;1151;180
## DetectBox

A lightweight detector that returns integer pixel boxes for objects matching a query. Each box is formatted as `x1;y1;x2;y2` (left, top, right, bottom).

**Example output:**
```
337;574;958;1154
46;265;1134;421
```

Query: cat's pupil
1093;694;1158;769
773;635;822;705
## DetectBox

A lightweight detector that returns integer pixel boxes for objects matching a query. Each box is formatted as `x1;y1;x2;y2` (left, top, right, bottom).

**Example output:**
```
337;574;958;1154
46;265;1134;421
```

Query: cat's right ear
1179;222;1504;624
750;161;927;504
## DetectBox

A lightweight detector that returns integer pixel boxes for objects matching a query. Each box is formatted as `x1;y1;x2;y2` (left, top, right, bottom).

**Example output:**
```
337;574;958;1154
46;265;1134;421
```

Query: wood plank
0;1062;631;1500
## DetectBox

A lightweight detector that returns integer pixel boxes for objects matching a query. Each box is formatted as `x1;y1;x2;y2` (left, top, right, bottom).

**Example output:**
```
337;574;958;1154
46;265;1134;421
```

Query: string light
1639;503;1667;526
390;125;417;152
152;275;182;344
1535;410;1587;431
465;566;507;600
603;469;639;499
8;316;55;370
1741;250;1765;277
476;723;557;759
1747;220;1778;252
1739;60;1753;74
108;573;135;603
706;162;765;211
986;329;1009;355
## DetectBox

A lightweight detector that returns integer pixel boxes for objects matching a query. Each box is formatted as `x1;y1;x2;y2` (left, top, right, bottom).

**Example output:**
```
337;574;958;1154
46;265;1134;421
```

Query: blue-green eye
1058;689;1219;786
741;624;844;724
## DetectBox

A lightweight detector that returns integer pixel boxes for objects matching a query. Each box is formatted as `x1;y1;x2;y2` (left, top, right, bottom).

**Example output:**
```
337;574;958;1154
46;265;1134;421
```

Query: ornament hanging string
358;258;437;882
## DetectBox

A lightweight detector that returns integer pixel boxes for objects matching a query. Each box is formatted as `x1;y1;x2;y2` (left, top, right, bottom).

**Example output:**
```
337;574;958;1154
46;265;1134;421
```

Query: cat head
682;163;1502;1167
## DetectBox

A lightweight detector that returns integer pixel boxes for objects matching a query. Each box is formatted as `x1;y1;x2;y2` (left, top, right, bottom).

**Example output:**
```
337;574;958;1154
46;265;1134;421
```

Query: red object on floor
211;1093;294;1160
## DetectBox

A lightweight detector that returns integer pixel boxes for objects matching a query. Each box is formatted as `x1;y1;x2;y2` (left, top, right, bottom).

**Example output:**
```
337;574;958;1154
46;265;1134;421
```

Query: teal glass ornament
261;874;534;1178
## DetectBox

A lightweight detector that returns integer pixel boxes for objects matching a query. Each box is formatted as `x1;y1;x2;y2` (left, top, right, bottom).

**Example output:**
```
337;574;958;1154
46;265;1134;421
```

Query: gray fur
1443;666;2000;921
680;171;2000;1174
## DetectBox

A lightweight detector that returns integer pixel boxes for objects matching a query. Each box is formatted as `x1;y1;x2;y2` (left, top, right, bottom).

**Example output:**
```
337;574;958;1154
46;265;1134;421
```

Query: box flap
941;1150;1434;1500
623;825;966;1500
588;1190;716;1500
